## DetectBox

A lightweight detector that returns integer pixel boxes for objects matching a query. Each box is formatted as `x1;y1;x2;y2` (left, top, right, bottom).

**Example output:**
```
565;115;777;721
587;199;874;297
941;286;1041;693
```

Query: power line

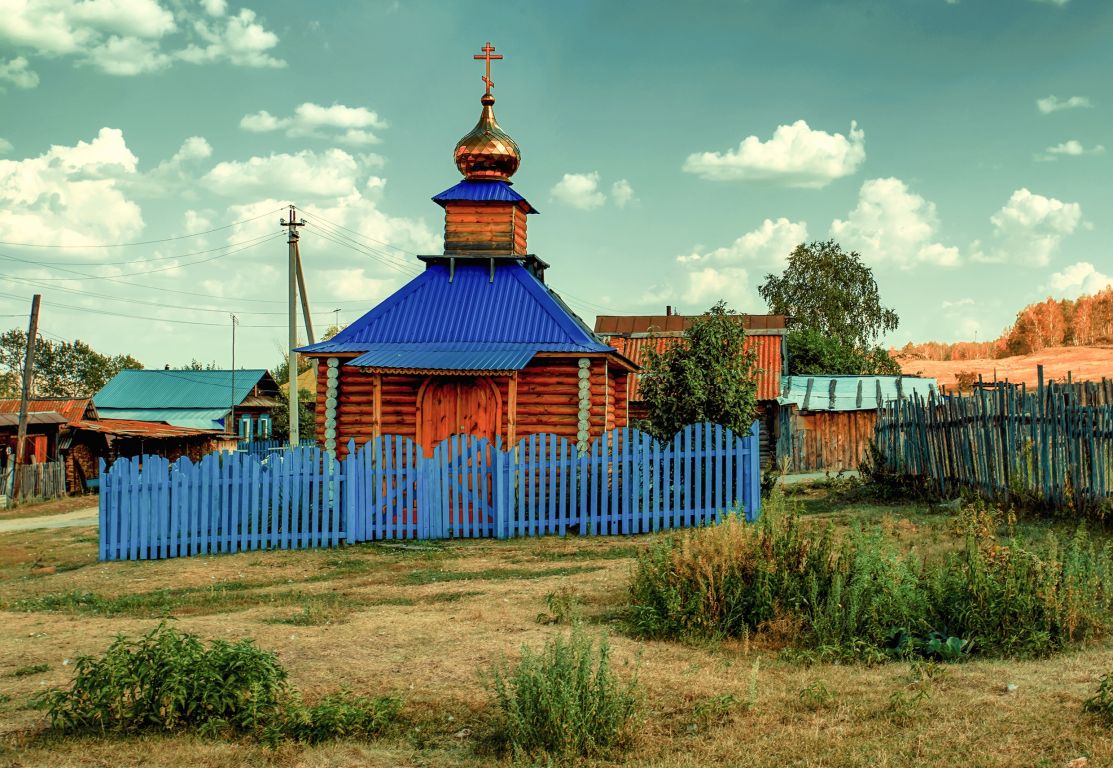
0;289;289;328
0;231;286;267
300;207;418;256
304;226;419;277
0;233;284;281
0;206;288;249
310;219;417;270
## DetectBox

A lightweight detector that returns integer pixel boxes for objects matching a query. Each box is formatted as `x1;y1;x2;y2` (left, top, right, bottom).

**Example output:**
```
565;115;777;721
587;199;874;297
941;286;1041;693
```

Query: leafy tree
638;301;759;440
759;240;901;375
180;359;220;371
270;388;316;442
760;240;899;348
0;329;143;398
787;330;901;376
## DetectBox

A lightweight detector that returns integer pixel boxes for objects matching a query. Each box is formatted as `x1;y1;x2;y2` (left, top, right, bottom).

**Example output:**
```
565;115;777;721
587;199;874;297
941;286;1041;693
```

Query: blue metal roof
298;262;615;369
432;180;538;213
778;375;938;412
94;369;269;409
96;407;230;430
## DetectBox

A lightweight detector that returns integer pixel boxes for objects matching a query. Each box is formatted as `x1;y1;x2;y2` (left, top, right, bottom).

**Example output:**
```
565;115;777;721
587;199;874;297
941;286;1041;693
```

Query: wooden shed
298;72;634;457
775;374;939;472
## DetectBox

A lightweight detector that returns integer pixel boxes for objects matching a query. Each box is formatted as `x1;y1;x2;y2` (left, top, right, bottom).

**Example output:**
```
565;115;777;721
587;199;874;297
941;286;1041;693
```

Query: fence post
748;421;761;522
98;458;108;561
494;440;507;539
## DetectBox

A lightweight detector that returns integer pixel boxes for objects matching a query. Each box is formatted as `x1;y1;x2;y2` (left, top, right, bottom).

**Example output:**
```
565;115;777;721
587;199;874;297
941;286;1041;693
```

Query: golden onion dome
454;93;520;181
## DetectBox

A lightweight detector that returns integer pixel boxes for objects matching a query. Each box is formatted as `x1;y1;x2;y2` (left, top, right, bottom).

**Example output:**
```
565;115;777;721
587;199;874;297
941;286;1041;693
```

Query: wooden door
418;377;501;454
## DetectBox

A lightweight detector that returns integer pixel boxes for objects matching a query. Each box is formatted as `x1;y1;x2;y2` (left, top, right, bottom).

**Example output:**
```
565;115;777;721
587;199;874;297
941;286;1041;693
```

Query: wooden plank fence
875;371;1113;512
3;461;67;502
99;422;761;561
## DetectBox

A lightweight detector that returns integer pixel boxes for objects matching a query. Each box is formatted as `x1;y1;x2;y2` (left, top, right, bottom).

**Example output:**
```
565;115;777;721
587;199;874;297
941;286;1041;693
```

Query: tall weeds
628;490;1113;660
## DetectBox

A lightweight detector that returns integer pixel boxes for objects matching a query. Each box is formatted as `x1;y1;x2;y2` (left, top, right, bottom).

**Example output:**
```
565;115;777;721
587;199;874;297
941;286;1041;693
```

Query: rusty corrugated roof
594;313;786;336
74;418;227;439
605;334;783;401
0;398;96;425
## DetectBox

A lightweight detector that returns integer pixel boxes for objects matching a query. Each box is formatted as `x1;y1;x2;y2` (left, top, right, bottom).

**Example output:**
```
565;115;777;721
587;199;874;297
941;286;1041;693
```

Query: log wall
443;201;529;255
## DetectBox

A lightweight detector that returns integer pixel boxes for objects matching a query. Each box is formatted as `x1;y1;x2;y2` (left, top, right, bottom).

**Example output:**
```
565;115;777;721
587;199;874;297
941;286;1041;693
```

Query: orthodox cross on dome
473;41;503;95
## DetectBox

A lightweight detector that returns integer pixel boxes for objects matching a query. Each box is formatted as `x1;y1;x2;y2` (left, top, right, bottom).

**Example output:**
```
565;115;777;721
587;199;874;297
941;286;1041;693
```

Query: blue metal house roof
298;261;615;370
432;180;538;213
94;369;270;409
778;375;938;412
95;407;232;430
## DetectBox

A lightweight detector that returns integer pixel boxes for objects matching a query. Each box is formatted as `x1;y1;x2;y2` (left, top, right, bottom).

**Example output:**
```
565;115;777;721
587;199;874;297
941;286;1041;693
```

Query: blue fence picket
99;421;763;561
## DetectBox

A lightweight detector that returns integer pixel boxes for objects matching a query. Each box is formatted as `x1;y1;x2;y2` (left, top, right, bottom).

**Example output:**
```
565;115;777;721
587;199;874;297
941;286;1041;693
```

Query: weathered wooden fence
99;423;761;561
3;461;67;502
875;373;1113;511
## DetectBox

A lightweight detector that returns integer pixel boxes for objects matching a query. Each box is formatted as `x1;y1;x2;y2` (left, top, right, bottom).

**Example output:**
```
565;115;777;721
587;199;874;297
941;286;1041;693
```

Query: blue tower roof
298;262;617;372
432;180;538;213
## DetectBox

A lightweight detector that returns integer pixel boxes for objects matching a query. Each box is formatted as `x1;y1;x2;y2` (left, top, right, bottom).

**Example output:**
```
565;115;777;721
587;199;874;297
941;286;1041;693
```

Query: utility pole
13;294;41;500
294;242;315;345
280;205;305;446
230;313;238;441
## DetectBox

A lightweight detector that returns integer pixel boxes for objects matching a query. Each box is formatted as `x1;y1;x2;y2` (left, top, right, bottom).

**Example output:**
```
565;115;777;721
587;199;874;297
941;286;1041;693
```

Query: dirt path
0;507;98;532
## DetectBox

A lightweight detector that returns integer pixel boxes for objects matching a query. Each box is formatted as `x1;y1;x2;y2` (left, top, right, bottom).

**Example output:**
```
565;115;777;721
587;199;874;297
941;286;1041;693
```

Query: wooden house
298;68;635;457
775;374;939;472
94;369;280;441
594;311;786;461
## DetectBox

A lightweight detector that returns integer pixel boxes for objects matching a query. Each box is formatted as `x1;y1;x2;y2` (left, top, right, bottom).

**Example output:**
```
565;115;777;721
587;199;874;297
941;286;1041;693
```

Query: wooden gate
428;435;498;538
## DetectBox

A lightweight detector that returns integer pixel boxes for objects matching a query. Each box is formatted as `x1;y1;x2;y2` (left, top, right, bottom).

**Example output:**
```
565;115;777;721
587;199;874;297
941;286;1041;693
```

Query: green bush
627;492;1113;660
1084;673;1113;725
488;629;639;760
35;623;400;743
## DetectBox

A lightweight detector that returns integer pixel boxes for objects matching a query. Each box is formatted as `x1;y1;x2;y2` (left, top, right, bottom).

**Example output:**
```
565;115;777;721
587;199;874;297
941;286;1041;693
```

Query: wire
306;219;419;273
300;207;418;256
1;231;285;267
304;227;419;277
0;233;283;281
0;289;286;328
0;206;288;249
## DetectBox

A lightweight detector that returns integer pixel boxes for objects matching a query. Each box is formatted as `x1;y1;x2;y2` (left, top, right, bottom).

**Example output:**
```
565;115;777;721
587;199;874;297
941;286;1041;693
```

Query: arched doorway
417;376;502;454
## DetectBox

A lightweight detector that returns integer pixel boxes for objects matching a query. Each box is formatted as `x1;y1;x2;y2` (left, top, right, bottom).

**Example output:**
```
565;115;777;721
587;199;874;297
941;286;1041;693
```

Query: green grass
11;663;50;677
404;565;602;585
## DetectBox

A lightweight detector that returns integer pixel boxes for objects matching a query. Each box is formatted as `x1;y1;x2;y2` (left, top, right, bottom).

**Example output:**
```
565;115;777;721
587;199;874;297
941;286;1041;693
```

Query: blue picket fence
99;422;761;561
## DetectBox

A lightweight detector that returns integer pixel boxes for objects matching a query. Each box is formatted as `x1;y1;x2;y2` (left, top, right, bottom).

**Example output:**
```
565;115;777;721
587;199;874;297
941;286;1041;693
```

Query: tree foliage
759;239;899;348
270;388;316;442
638;301;759;440
0;329;143;398
787;330;901;377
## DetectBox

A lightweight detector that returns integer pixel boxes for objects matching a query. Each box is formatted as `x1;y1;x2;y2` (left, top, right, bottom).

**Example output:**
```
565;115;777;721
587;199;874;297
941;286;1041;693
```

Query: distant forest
898;286;1113;361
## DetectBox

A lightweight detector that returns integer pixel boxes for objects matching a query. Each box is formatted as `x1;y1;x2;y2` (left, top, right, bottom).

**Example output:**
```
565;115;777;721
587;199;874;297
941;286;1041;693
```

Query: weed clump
1084;674;1113;725
628;487;1113;660
487;629;639;760
35;623;400;744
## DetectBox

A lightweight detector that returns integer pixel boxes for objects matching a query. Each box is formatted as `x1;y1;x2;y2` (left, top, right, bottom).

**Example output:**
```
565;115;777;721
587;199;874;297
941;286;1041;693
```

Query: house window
257;414;272;439
239;415;253;442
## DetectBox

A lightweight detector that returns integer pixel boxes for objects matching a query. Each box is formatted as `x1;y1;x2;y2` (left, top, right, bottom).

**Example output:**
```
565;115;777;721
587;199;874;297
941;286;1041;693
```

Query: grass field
1;488;1111;767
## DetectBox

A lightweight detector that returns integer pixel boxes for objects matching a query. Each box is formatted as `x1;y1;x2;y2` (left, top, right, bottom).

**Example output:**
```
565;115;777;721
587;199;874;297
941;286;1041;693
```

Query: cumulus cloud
830;178;959;268
204;148;367;200
972;188;1082;266
176;8;284;69
0;1;283;78
1037;95;1092;114
0;56;39;88
549;172;634;210
240;102;388;145
0;138;12;155
1045;262;1113;299
0;127;144;248
682;266;750;307
677;217;807;272
1035;139;1105;161
682;120;865;188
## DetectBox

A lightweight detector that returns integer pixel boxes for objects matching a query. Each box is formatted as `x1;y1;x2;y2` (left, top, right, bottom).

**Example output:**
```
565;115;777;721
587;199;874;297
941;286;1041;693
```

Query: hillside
898;345;1113;389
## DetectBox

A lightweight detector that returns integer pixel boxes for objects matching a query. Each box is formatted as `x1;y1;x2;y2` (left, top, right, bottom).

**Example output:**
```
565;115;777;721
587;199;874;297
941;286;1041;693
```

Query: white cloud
1037;95;1092;114
610;179;634;208
0;127;144;248
0;56;39;88
318;268;397;302
973;188;1082;266
682;266;751;308
550;172;607;210
86;35;171;75
1032;0;1070;5
240;102;388;144
1045;262;1113;299
204;148;364;199
1036;139;1105;160
550;172;634;210
830;178;959;268
677;217;807;272
682;120;865;188
177;8;284;69
0;1;283;77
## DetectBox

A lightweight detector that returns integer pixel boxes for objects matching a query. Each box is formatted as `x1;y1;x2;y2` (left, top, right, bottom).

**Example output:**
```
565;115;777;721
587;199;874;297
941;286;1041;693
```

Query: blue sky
0;0;1109;369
